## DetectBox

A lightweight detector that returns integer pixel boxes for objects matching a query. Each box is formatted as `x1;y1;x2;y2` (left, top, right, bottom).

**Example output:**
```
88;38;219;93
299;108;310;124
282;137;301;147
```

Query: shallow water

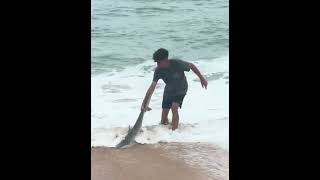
91;0;229;151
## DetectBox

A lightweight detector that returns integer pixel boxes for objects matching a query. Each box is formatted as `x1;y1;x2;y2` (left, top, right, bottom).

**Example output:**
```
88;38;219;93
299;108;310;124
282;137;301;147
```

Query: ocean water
91;0;229;150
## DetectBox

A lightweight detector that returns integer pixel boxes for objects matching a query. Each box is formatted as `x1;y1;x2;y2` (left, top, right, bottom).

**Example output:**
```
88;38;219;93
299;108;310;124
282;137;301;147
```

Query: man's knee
162;108;170;113
171;103;179;112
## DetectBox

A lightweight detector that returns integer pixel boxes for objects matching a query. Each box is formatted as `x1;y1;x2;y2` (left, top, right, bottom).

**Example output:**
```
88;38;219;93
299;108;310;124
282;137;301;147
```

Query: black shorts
162;94;186;109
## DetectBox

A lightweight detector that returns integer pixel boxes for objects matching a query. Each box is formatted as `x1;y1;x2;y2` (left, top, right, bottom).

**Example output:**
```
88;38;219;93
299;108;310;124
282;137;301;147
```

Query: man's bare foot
160;117;169;125
160;121;169;125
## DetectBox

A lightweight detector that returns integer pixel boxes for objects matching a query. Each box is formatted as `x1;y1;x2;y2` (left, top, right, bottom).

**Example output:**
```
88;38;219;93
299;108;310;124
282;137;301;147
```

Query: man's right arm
141;81;157;112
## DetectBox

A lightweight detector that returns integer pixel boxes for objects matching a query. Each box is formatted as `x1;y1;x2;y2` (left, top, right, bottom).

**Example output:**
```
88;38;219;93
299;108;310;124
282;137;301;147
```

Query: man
141;48;208;131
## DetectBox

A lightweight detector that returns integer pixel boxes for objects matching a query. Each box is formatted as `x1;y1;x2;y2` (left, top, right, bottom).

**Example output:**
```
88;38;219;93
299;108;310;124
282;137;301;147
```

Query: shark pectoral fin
147;107;152;111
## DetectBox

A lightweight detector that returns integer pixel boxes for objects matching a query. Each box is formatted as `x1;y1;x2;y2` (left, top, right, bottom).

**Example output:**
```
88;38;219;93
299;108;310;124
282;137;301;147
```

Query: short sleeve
153;68;160;82
176;60;191;72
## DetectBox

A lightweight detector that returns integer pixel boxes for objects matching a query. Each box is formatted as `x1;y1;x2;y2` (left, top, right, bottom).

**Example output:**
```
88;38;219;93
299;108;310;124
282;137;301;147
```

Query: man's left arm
189;63;208;89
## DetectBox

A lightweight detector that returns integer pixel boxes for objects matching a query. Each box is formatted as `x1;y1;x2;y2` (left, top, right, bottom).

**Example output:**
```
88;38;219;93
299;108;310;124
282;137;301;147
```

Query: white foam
91;55;229;150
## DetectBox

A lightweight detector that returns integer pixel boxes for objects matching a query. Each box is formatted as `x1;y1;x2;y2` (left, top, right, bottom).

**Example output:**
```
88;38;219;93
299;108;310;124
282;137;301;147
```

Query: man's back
153;59;191;96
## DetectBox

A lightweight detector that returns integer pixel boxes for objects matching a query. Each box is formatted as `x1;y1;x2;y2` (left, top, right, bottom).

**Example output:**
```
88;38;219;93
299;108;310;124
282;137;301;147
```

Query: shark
115;98;151;149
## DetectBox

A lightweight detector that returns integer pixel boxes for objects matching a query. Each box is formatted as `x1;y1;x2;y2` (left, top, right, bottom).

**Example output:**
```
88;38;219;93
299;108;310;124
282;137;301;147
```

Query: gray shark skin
116;111;145;149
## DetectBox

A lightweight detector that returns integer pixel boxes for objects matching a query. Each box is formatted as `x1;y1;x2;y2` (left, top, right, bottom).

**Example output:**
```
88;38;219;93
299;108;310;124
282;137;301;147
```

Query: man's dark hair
153;48;169;62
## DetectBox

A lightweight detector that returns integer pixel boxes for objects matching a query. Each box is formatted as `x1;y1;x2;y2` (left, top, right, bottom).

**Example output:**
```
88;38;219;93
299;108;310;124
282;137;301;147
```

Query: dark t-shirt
153;59;191;96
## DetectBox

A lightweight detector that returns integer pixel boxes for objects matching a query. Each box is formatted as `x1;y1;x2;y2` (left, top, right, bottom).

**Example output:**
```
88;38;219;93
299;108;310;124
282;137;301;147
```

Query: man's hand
141;81;157;112
200;77;208;89
141;103;152;112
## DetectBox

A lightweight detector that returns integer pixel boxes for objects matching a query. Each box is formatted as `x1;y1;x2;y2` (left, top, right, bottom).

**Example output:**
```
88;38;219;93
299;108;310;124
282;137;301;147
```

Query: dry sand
91;142;229;180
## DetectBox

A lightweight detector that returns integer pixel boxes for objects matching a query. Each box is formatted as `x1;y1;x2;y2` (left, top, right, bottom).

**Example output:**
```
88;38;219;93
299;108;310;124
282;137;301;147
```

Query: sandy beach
91;142;229;180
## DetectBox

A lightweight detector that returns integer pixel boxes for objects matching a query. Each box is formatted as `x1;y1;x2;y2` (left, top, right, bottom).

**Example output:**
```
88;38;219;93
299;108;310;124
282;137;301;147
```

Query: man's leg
161;108;170;125
171;102;180;131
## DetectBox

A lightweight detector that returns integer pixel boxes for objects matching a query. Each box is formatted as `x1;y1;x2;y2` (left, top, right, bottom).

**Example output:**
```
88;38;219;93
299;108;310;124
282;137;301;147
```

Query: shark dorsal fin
128;125;131;132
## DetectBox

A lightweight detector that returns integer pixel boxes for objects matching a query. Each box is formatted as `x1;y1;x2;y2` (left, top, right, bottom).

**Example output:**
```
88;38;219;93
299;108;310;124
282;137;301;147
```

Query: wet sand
91;142;229;180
